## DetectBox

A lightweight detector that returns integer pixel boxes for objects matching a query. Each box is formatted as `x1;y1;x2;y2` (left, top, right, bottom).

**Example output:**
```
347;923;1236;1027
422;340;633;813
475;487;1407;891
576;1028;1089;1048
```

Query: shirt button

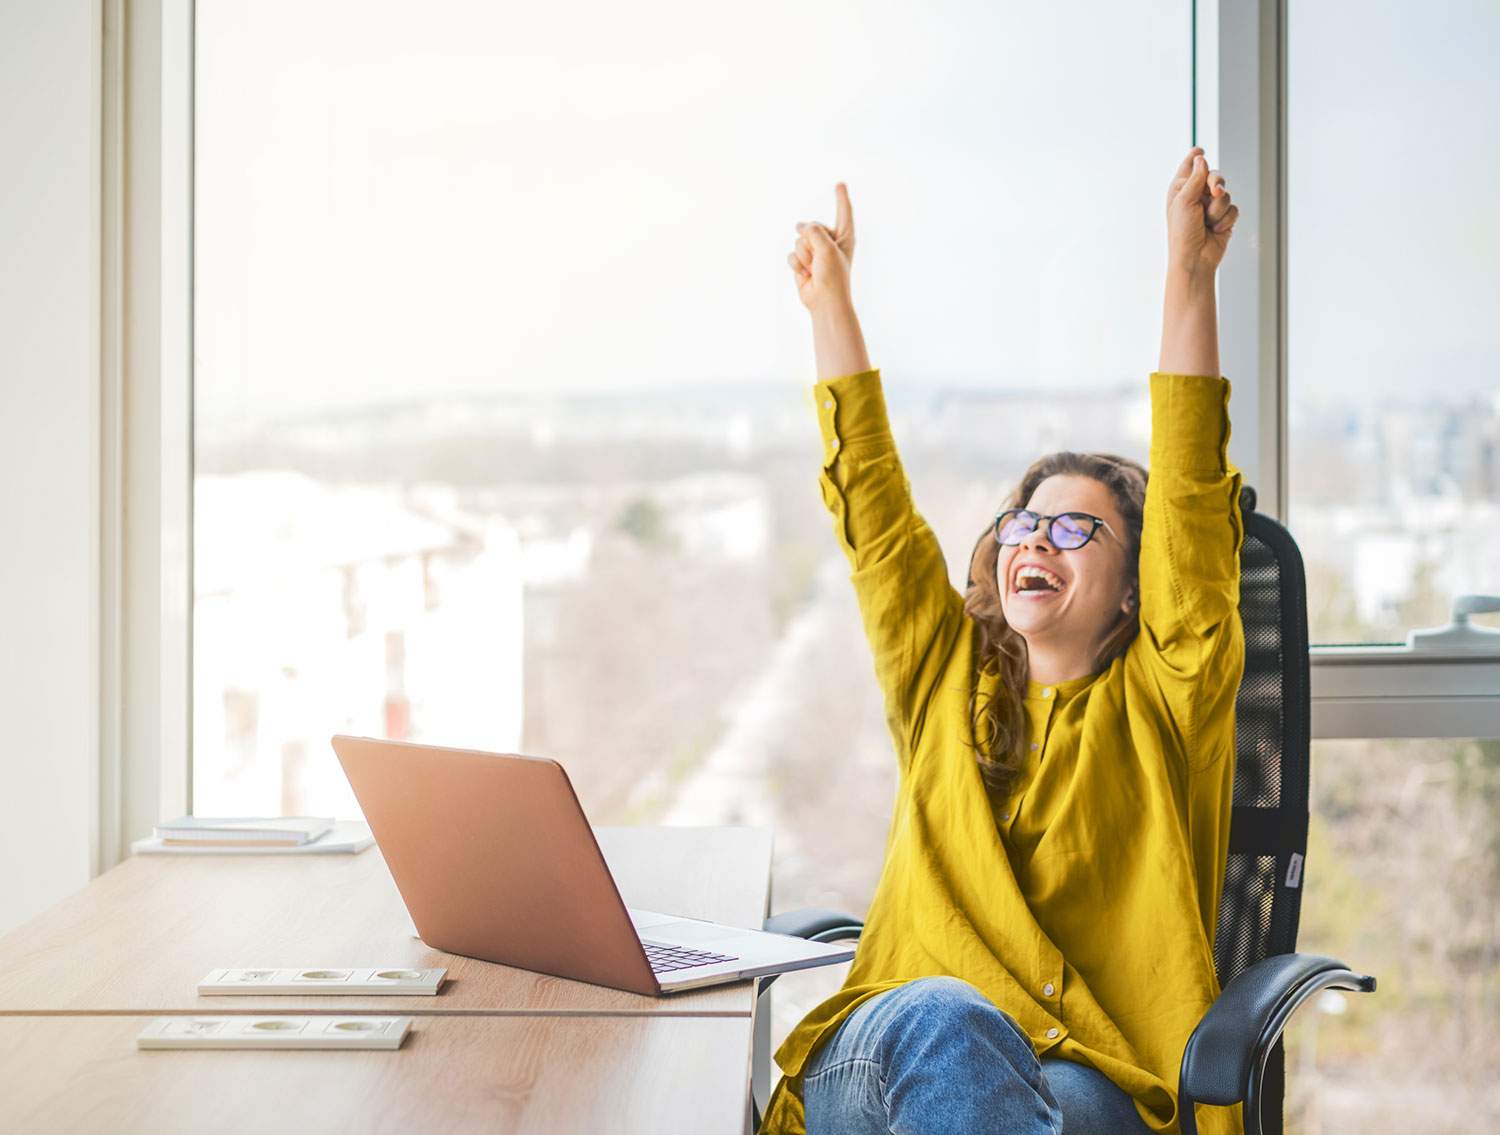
1041;687;1053;698
830;438;840;449
1046;1027;1059;1039
1043;982;1055;996
823;399;834;409
1000;811;1011;821
1030;742;1039;751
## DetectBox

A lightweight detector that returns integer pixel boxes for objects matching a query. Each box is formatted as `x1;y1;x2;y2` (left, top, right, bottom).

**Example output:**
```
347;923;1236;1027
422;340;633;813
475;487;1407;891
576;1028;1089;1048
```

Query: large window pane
1288;4;1500;646
194;0;1190;828
1284;738;1500;1131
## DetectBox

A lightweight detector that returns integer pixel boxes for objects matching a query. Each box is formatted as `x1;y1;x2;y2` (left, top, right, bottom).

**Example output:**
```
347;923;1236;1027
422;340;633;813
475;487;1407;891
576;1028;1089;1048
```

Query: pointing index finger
835;182;854;239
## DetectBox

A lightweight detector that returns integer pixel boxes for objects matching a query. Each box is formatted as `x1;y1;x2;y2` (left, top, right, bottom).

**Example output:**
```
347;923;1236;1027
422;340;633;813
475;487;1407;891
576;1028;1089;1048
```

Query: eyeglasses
993;508;1119;550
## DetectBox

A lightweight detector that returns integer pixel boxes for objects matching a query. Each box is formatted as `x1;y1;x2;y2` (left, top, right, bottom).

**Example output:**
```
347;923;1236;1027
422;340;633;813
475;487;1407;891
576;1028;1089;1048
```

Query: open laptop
330;735;856;995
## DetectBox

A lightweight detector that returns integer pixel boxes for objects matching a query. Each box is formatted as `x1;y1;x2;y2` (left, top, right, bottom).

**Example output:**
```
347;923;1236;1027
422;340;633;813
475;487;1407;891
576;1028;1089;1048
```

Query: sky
194;0;1498;423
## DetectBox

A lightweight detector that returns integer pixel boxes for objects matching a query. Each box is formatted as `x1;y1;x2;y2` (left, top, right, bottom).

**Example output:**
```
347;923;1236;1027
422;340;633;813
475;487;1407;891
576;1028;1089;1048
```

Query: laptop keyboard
641;938;739;973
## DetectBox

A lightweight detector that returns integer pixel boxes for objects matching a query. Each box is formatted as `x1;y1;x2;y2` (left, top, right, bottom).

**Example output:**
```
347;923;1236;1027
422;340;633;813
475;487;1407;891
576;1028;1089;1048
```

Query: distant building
193;472;524;819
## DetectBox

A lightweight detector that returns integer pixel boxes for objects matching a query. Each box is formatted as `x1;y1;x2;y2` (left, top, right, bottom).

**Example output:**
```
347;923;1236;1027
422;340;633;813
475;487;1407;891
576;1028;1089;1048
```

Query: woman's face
996;473;1135;652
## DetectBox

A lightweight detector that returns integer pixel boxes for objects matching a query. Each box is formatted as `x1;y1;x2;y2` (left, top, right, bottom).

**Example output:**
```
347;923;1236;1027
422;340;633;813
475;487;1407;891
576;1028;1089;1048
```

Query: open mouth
1013;564;1067;599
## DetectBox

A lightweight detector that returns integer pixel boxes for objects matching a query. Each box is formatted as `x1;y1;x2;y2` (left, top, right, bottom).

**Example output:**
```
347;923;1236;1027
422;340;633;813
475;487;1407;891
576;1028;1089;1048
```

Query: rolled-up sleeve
813;368;966;767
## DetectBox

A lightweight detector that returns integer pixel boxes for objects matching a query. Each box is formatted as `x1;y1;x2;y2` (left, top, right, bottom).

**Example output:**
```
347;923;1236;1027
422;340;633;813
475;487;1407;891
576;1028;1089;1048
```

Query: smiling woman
963;451;1148;797
766;152;1247;1135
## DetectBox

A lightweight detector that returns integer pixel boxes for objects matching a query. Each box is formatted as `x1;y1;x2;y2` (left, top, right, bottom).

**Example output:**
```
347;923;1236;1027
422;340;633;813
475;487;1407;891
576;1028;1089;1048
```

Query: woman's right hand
788;183;856;315
1165;147;1238;282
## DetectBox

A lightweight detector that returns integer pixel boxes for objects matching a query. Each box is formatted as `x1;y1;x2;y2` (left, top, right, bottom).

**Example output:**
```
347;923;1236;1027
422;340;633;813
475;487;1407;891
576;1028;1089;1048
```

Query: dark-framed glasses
993;508;1118;550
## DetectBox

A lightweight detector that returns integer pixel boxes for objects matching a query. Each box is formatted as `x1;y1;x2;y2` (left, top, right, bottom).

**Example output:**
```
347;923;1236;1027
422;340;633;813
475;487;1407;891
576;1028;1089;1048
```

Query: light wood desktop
0;826;774;1016
0;826;776;1133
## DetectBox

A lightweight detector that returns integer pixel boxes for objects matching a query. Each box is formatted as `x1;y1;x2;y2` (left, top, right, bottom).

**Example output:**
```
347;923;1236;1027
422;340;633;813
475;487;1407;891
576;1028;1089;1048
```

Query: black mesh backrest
1210;485;1311;1135
1215;484;1310;986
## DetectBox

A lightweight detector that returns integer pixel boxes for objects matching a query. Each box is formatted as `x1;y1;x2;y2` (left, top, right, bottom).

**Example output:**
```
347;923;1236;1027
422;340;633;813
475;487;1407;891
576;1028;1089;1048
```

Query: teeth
1015;565;1064;591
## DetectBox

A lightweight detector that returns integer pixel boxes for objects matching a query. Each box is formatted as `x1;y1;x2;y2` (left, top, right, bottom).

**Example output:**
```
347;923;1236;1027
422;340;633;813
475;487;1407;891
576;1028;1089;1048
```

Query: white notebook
133;820;373;855
154;816;336;845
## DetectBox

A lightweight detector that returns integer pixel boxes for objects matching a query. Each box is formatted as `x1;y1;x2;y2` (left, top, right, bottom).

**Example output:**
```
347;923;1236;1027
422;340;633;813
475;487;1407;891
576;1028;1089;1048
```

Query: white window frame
101;0;193;870
102;0;1498;869
1196;0;1500;741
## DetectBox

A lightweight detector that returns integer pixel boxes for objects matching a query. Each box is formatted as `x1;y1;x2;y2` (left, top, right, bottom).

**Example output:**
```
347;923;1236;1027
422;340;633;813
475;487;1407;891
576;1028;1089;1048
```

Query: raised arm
1134;149;1246;773
787;190;966;768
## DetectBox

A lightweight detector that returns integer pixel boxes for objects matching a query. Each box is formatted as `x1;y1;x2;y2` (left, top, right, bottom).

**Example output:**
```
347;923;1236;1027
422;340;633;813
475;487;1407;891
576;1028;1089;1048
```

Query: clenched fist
788;183;857;315
1166;147;1239;280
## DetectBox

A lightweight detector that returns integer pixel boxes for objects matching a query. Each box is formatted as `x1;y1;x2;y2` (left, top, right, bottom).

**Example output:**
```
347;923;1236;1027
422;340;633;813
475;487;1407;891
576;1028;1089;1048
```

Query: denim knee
890;976;1025;1030
804;977;1062;1135
889;975;1000;1022
877;976;1040;1071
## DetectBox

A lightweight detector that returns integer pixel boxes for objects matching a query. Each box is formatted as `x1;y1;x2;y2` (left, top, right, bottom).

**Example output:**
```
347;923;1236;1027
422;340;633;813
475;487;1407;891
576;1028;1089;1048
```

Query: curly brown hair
960;451;1149;797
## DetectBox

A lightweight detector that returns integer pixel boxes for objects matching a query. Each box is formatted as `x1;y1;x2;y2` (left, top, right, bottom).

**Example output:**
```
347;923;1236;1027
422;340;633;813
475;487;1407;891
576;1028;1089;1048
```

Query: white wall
0;0;100;934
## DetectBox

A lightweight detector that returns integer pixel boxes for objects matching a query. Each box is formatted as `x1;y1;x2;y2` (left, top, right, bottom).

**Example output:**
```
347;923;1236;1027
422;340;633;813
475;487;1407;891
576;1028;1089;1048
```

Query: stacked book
153;817;337;849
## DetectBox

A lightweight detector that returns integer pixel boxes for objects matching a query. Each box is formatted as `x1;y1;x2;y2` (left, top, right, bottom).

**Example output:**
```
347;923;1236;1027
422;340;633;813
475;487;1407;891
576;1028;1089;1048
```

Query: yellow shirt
759;368;1246;1135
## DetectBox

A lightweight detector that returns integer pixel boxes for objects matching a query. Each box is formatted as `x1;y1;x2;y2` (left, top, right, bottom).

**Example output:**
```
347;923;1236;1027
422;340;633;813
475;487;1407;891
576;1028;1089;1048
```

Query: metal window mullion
1196;0;1285;522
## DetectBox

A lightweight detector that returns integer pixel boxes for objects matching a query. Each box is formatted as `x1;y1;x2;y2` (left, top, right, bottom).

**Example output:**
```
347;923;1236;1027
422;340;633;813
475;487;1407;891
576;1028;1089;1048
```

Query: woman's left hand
1165;147;1239;280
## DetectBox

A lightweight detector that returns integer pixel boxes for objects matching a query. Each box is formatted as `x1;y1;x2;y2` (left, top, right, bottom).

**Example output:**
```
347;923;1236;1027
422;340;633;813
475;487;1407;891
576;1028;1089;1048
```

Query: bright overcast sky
194;0;1498;422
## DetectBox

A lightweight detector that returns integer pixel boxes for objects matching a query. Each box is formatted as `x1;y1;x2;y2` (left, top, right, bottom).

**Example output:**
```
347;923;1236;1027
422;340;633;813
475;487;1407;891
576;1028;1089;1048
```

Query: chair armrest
763;906;866;940
757;907;865;994
1178;951;1377;1135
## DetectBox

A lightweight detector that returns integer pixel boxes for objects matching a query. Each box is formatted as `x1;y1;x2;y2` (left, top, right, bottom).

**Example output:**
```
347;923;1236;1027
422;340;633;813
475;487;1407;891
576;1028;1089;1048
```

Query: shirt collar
1024;667;1106;702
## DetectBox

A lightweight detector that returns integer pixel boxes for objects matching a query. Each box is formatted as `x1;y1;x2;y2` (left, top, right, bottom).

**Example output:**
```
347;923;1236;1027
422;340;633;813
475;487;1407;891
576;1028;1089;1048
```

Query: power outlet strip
197;967;446;995
137;1016;412;1050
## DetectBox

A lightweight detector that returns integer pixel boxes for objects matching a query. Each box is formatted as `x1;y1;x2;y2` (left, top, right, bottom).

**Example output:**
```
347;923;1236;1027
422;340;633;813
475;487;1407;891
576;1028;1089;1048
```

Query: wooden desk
0;1014;755;1133
0;826;773;1017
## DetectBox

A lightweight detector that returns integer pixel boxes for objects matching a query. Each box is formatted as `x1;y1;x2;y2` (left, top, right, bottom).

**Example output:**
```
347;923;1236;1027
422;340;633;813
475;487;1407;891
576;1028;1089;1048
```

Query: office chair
752;485;1378;1135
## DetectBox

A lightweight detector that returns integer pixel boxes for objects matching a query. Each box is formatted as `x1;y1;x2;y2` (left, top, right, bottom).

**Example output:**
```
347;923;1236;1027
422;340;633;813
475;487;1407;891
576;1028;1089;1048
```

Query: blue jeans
802;976;1154;1135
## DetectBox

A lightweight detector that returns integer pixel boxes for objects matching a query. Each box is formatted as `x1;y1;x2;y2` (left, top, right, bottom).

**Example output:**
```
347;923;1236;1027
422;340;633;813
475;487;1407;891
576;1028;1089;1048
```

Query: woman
761;147;1246;1135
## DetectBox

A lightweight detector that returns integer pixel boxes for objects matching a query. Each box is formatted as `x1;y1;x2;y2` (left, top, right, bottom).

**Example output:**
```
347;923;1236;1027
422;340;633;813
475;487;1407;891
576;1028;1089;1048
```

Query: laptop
330;735;856;995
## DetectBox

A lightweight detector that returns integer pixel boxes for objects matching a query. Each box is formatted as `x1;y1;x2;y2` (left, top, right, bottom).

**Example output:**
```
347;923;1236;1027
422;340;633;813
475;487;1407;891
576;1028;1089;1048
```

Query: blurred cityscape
194;377;1500;1130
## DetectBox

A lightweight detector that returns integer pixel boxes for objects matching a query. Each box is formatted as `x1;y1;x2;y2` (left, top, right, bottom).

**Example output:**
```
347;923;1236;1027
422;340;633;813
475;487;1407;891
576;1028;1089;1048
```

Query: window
1285;737;1500;1129
193;0;1192;824
1287;3;1500;648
